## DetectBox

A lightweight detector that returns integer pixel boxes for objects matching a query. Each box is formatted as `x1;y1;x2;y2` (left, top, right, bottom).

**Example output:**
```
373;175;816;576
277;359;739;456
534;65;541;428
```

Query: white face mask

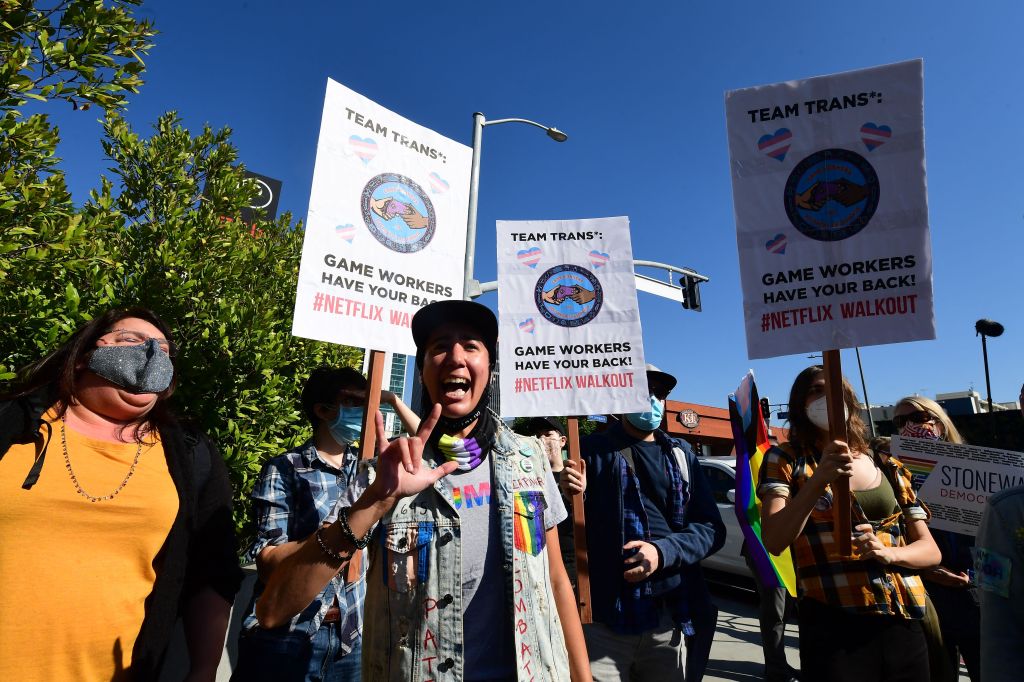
806;395;848;431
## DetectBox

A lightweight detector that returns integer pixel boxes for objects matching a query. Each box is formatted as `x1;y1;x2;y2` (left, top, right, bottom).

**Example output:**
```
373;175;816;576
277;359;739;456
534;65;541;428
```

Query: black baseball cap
527;416;566;437
411;300;498;367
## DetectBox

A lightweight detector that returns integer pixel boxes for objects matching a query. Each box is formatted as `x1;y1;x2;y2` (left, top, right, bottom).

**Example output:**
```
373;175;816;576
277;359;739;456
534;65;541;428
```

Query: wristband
315;526;349;563
338;506;373;550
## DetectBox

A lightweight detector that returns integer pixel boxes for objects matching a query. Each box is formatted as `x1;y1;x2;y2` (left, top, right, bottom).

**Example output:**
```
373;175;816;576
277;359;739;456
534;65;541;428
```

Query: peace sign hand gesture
366;404;458;506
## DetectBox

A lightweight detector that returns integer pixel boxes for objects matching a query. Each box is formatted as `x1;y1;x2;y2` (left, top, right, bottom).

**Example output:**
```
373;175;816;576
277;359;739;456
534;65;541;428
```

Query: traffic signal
681;275;702;311
760;397;771;423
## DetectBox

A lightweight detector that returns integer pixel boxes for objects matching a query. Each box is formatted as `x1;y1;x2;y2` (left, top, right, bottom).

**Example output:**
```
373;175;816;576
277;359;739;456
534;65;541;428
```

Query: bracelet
315;526;349;563
338;506;373;550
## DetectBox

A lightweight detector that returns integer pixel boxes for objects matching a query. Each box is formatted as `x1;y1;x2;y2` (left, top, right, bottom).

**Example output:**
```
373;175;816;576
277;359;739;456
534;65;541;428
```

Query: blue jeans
232;623;362;682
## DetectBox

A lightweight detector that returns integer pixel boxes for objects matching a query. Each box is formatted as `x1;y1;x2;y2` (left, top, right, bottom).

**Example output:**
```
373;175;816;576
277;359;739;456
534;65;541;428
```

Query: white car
697;457;751;579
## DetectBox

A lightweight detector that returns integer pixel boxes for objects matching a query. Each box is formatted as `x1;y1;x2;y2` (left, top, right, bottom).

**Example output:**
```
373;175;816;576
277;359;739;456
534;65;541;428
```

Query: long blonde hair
895;395;964;444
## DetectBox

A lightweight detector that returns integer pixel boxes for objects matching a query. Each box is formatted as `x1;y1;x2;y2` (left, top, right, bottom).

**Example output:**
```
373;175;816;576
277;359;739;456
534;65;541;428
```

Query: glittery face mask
88;339;174;394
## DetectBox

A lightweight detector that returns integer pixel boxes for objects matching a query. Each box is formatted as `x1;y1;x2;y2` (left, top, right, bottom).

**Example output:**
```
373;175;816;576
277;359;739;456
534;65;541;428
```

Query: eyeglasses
892;411;937;429
101;328;173;355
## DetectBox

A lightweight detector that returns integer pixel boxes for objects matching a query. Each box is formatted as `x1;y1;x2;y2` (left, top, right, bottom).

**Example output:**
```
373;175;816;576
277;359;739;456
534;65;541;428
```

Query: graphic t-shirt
450;454;567;681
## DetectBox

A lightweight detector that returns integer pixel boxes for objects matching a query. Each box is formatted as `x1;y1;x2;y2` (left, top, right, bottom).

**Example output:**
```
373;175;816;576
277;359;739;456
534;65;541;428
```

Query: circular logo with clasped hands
783;148;880;242
360;173;436;253
533;264;603;328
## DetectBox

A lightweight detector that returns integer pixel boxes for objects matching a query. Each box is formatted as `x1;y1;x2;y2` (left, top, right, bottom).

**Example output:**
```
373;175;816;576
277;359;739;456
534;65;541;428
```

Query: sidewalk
704;585;799;682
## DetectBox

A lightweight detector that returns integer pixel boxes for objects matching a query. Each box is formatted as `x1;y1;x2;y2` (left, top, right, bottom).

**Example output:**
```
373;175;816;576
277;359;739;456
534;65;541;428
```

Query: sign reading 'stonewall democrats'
725;59;935;360
497;217;649;417
292;79;471;353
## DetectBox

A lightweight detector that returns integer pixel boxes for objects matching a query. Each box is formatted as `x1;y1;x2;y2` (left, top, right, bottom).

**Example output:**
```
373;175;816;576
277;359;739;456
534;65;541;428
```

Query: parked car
697;457;751;579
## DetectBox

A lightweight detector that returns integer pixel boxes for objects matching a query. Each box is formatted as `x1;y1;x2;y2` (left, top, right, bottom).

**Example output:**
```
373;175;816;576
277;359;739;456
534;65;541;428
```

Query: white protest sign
892;436;1024;534
497;217;649;417
725;59;935;360
292;79;472;354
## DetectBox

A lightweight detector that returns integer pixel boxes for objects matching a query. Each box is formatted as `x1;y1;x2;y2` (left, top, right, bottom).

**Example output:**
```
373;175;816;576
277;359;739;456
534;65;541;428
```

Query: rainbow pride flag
729;371;797;597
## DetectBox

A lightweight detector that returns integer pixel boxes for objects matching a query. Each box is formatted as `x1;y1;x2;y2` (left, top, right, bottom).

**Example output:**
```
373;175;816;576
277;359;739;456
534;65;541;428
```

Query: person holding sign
759;367;941;682
233;367;420;682
579;365;725;682
255;300;590;682
893;396;980;682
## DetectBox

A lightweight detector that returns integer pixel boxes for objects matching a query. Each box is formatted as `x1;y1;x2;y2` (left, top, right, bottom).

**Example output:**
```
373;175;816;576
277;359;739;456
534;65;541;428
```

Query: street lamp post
464;112;567;299
975;319;1005;412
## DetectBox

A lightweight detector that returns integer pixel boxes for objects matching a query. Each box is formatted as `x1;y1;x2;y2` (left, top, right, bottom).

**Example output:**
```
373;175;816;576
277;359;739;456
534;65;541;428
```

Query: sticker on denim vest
513;490;547;556
973;547;1011;599
383;523;434;593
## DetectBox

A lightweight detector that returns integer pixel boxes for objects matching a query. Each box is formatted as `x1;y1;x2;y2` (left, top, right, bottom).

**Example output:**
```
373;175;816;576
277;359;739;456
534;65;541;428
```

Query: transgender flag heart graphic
518;318;536;334
349;135;378;165
588;250;610;268
860;123;892;151
765;233;787;255
517;247;542;268
428;172;449;194
757;128;792;162
336;224;356;243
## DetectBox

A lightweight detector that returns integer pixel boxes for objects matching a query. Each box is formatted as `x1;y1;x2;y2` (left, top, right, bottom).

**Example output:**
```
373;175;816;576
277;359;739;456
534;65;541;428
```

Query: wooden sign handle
359;349;387;461
566;416;592;624
823;349;852;557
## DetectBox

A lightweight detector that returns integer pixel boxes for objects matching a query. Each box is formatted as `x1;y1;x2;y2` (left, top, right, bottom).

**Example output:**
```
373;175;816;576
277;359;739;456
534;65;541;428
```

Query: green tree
0;1;155;306
510;415;602;439
0;2;365;546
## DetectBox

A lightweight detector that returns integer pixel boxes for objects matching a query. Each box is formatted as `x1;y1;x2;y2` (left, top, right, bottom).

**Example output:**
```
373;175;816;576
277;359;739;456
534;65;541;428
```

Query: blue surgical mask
625;395;665;432
329;406;364;446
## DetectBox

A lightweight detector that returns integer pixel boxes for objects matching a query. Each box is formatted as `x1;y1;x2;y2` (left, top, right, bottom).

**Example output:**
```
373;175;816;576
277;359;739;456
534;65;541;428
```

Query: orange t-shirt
0;415;179;681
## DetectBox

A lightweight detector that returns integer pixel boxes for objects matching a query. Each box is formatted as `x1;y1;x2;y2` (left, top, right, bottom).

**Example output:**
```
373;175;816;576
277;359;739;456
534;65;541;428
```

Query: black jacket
0;389;244;679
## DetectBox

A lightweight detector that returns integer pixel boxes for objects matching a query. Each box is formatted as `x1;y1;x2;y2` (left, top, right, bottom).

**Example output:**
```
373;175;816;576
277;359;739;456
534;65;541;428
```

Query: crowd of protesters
0;304;1020;682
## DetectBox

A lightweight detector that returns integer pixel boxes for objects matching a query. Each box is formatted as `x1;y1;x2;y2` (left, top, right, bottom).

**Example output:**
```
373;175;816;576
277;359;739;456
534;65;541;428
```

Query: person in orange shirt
0;307;242;681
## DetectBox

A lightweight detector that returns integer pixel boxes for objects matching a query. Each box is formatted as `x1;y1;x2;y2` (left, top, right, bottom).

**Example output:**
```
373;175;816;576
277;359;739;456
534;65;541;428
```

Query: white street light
464;112;567;299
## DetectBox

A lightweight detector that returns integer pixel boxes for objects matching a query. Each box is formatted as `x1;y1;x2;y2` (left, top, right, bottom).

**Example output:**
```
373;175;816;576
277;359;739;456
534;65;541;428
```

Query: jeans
232;623;362;682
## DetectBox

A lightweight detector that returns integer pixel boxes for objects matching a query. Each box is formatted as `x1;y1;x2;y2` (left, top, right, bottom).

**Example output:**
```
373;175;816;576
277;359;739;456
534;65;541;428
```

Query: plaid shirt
241;440;367;652
758;444;929;619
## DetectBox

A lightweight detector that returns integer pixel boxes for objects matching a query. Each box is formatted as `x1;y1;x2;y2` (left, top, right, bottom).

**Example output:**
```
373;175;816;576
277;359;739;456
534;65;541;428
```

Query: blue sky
48;0;1023;413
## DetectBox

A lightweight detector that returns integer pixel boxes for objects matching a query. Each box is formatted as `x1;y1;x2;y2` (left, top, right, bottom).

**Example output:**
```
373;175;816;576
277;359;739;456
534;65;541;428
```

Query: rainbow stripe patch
897;454;937;491
513;491;546;556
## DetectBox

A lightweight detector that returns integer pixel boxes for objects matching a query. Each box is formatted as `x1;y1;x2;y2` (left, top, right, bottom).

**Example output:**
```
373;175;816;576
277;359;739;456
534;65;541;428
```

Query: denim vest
361;420;569;681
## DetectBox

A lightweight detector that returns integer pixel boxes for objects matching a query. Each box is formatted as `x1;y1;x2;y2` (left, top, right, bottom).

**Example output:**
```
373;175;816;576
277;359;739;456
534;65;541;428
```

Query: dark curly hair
2;307;178;440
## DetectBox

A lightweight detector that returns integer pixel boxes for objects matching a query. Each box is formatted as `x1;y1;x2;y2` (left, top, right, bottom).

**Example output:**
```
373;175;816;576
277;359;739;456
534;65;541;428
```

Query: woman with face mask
893;396;980;682
0;307;243;681
759;366;941;682
233;366;420;682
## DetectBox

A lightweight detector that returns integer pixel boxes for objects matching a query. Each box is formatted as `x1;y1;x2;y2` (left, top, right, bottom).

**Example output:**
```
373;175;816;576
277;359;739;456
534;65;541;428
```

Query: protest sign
892;436;1024;534
497;217;649;417
725;59;935;360
292;79;472;354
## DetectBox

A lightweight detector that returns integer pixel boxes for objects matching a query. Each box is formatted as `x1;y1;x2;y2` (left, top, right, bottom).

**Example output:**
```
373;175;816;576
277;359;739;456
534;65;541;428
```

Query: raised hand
367;405;457;504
